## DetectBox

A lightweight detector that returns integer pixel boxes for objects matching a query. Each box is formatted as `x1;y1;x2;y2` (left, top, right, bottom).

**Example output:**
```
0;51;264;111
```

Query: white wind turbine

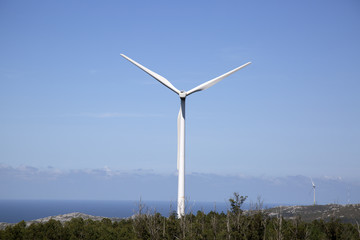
121;54;251;217
311;178;316;205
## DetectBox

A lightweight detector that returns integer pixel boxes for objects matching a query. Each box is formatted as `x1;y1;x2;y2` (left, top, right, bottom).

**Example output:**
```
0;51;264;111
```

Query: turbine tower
311;178;316;205
121;54;251;217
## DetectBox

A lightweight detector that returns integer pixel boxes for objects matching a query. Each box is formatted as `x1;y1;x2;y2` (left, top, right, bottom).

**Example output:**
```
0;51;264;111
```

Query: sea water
0;200;230;223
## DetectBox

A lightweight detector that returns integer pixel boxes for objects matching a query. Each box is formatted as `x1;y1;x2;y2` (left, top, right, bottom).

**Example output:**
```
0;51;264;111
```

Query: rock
0;212;124;230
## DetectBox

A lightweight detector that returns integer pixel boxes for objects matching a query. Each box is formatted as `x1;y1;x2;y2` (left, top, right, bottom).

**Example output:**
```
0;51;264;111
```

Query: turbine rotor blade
186;62;251;96
121;54;180;95
311;177;315;187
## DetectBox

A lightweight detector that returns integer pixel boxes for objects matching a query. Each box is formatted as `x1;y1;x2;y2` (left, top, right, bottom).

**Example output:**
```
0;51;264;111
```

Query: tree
229;192;247;215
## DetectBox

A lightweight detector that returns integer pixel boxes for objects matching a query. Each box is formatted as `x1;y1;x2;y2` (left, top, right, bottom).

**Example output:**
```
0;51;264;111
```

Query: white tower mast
121;54;251;217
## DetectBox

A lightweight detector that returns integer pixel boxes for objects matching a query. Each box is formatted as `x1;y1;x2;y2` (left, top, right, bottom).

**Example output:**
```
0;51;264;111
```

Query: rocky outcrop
0;212;123;230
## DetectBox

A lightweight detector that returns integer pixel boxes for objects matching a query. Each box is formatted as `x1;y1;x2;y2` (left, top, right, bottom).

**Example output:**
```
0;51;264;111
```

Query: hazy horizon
1;164;359;205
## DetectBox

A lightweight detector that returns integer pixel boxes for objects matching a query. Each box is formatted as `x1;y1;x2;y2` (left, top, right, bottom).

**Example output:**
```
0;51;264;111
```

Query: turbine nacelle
179;91;187;99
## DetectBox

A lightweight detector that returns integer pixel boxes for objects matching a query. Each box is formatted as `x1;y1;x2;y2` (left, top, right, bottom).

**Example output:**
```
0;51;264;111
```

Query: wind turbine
121;54;251;217
311;178;316;205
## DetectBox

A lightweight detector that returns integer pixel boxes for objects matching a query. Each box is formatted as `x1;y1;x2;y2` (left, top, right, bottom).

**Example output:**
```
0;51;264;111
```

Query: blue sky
1;1;359;203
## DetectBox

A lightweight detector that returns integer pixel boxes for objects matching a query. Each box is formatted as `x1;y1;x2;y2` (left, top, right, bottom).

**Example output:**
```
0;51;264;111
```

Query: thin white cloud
71;112;165;118
89;69;98;74
0;164;64;180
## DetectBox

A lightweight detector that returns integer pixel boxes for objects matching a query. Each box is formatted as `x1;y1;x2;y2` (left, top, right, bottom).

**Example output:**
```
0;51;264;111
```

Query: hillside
263;204;360;224
1;204;360;230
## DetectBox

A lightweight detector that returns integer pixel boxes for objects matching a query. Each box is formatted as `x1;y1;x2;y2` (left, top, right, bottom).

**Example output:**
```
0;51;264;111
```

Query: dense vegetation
1;194;360;240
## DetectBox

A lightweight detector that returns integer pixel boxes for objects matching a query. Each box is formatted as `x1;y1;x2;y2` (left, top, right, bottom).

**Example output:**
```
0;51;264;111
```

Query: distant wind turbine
311;178;316;205
121;54;251;217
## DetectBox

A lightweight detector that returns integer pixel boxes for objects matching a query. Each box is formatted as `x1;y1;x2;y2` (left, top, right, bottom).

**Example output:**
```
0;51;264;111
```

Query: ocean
0;200;230;223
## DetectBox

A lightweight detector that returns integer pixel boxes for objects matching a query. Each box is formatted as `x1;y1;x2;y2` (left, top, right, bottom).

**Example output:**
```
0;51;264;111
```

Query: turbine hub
179;91;186;98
